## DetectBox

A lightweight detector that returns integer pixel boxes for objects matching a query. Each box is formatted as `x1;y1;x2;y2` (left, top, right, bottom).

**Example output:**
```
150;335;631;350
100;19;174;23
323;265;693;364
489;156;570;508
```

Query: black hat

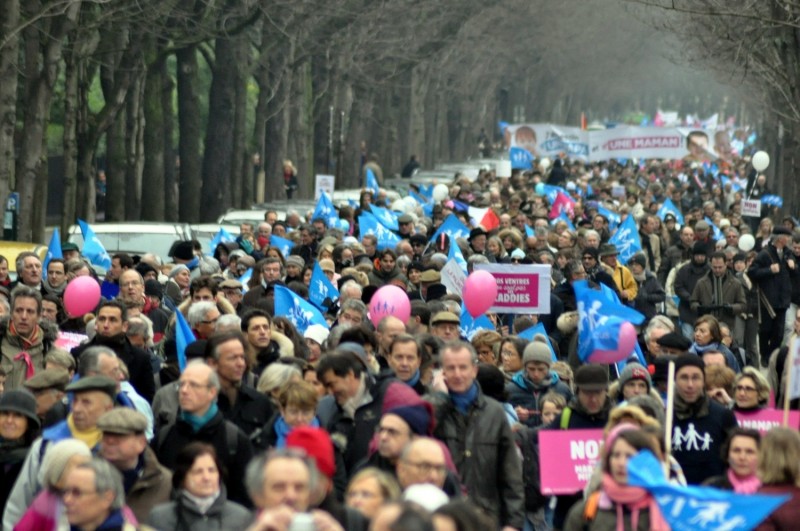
627;252;647;269
664;213;676;223
361;285;379;305
409;234;427;247
469;228;487;241
426;283;447;301
582;247;599;260
171;240;195;261
773;227;793;237
65;376;117;399
144;279;163;299
649;355;676;384
674;353;705;376
692;242;708;255
574;364;609;391
656;332;692;352
0;389;40;429
135;262;157;279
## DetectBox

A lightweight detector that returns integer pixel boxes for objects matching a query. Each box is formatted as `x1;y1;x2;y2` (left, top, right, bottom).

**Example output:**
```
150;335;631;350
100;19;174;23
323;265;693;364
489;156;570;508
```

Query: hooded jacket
505;371;572;427
0;317;58;392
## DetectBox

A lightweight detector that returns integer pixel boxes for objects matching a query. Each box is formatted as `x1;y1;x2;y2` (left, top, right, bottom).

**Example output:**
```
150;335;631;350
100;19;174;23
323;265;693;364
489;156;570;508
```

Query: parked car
67;222;192;263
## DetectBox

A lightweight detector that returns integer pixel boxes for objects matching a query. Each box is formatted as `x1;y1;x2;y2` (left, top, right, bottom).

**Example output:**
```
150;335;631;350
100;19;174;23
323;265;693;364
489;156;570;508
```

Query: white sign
441;259;466;295
788;337;800;401
741;199;762;218
314;174;335;200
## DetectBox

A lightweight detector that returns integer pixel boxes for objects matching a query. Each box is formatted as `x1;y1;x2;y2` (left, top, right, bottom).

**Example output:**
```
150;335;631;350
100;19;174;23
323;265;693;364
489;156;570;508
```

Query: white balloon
752;151;770;172
403;196;417;207
738;233;755;252
433;184;449;202
391;199;405;212
539;157;551;171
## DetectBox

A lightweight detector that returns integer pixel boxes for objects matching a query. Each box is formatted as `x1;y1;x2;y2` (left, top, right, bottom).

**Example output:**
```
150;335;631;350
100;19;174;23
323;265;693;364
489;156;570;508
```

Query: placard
314;174;335;200
55;331;88;352
539;429;605;494
741;199;761;218
440;258;466;295
788;336;800;401
735;409;800;433
473;263;551;314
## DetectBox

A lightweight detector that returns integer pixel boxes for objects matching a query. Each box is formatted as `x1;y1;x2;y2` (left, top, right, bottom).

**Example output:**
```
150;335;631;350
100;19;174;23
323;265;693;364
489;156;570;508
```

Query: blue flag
209;227;235;254
370;205;399;231
596;205;621;230
312;193;339;227
762;194;784;208
574;280;644;363
518;323;557;361
459;308;495;341
238;268;253;293
366;168;380;195
418;184;433;199
608;215;642;264
550;211;575;231
597;282;647;371
704;217;724;241
273;285;328;334
657;198;685;225
409;190;429;206
510;147;533;170
43;228;63;279
359;212;401;250
540;184;568;204
627;450;789;531
78;219;112;270
270;235;295;258
430;214;470;243
309;262;339;310
174;310;195;373
448;240;468;275
525;224;535;238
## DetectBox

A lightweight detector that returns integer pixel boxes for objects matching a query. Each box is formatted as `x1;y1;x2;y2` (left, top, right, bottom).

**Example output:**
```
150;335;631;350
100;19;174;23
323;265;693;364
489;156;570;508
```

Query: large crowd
1;152;800;531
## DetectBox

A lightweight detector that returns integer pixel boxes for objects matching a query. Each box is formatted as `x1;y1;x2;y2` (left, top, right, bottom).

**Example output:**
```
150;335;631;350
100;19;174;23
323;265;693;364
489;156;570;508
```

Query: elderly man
23;368;70;427
3;376;117;528
337;299;367;328
62;458;135;530
117;270;169;340
154;359;253;506
0;286;58;391
97;408;172;522
187;301;220;340
12;252;43;290
396;437;449;491
431;341;524;530
430;312;461;342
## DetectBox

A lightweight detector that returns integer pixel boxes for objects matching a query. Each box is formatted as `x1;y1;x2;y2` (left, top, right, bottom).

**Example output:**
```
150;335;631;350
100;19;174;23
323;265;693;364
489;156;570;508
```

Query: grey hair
644;315;675;343
339;280;363;300
185;359;221;391
125;317;152;341
584;229;600;240
75;458;125;510
468;254;489;266
246;448;320;503
396;255;411;270
10;284;42;314
78;346;117;377
429;253;447;269
442;340;479;365
187;301;218;328
197;256;221;276
256;363;301;395
339;298;366;316
215;314;241;332
442;300;460;315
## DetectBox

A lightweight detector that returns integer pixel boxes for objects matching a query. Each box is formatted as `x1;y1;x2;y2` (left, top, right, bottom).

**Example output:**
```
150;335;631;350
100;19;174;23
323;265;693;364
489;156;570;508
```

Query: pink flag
548;192;575;220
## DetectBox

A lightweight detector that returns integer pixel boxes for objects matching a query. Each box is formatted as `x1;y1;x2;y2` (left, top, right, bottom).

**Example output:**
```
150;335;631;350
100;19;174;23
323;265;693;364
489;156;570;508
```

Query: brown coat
0;317;58;391
126;447;173;523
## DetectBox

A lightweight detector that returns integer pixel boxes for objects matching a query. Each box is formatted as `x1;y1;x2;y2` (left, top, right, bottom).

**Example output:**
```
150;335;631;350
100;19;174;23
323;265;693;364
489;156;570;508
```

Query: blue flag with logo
238;268;253;293
459;307;495;341
510;147;533;170
174;310;195;373
43;228;62;280
209;227;235;254
448;240;468;275
430;214;470;243
309;262;339;310
359;212;401;250
270;235;295;258
550;211;575;231
274;285;328;334
762;194;783;208
370;205;399;231
657;198;685;225
574;280;645;363
704;216;724;241
596;205;621;230
628;450;788;531
608;215;642;264
312;192;339;227
366;168;380;195
78;219;112;270
540;184;568;204
597;282;647;370
518;323;557;361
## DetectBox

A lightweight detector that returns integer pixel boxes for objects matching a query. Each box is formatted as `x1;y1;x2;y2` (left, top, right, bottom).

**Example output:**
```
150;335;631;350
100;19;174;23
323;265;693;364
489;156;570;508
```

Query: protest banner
314;174;335;200
538;429;604;494
55;331;89;352
473;263;551;314
736;409;800;434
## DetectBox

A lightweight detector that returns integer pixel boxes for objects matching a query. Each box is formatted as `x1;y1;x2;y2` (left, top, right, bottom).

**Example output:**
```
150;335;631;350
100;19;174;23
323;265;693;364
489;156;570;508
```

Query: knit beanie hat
674;353;705;376
386;402;435;436
39;438;92;488
285;426;335;480
618;362;651;393
382;381;425;414
522;336;552;367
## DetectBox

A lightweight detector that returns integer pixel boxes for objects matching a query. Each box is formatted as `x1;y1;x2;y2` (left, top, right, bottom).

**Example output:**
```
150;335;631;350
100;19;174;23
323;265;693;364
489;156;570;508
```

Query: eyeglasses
178;380;211;391
200;317;219;325
735;385;757;393
61;487;97;499
402;460;447;475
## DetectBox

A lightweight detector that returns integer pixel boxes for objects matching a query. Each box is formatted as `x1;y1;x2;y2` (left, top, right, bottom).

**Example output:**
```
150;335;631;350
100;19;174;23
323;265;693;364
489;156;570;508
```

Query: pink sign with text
735;409;800;434
538;429;604;495
473;264;551;314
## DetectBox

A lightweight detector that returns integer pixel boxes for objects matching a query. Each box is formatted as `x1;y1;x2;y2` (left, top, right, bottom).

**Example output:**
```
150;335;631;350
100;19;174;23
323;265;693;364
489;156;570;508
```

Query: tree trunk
162;58;177;222
105;109;126;221
231;36;249;208
125;75;145;220
141;49;166;220
263;40;294;201
0;0;20;203
61;45;79;235
176;45;202;222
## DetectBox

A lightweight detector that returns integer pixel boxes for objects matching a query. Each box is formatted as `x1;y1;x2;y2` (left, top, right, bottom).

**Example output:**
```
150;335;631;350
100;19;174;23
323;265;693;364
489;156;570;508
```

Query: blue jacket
505;371;572;427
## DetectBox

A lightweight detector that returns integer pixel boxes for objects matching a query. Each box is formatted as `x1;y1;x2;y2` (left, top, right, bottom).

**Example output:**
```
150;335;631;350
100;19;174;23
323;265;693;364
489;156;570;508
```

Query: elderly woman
0;390;41;512
756;428;800;530
733;367;770;412
148;443;251;531
346;468;401;521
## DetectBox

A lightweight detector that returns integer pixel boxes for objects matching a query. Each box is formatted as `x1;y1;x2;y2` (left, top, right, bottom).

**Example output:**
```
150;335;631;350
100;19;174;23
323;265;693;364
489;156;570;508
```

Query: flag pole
663;360;676;477
784;337;797;427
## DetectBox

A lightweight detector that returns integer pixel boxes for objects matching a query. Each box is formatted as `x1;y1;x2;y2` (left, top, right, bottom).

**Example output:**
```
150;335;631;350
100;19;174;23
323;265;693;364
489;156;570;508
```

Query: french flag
468;207;500;232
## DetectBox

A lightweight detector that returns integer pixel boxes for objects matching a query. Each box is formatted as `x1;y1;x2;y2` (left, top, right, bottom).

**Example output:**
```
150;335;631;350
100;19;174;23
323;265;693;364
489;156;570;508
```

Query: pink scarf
727;468;761;494
600;473;670;531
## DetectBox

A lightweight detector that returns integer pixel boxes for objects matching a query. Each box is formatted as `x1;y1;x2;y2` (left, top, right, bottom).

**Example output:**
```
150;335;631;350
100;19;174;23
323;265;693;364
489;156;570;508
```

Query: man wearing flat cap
97;408;172;522
749;225;798;364
430;311;461;342
3;375;118;528
23;368;70;427
219;278;244;316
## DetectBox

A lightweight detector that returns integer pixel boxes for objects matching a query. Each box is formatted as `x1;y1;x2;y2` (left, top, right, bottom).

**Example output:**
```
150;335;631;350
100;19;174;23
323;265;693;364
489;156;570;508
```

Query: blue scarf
450;382;479;414
181;402;219;433
275;416;321;448
404;369;421;388
186;256;200;270
689;342;719;356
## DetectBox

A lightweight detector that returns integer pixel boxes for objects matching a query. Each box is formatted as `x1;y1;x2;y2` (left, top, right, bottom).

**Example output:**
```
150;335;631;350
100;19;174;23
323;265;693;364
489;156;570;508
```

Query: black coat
73;336;156;403
216;384;274;450
674;261;710;324
749;243;794;310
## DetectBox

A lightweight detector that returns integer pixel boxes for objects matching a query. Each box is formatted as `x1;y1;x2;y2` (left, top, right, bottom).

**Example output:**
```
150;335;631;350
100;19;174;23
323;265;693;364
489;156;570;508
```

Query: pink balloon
587;322;638;364
63;276;101;318
463;270;498;317
369;285;411;326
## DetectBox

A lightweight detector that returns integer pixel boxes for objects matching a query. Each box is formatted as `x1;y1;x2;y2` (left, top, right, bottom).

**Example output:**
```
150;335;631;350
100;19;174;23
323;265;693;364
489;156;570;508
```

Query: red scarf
600;473;670;531
9;320;41;350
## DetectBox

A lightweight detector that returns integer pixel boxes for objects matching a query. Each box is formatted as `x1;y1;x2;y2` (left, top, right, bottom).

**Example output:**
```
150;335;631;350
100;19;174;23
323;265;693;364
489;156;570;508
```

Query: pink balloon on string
588;321;638;364
63;276;101;317
369;285;411;326
463;270;498;317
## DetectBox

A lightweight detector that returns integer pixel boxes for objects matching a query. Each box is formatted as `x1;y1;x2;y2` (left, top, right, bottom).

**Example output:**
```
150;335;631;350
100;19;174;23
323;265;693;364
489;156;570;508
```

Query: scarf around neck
182;489;220;515
689;341;720;356
404;369;421;388
451;382;479;414
8;320;42;350
600;473;669;531
181;402;219;433
727;468;761;494
67;415;103;449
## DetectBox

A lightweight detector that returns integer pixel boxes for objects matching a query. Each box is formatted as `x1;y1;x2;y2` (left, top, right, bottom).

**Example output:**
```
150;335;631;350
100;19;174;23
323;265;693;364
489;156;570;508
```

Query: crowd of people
0;152;799;530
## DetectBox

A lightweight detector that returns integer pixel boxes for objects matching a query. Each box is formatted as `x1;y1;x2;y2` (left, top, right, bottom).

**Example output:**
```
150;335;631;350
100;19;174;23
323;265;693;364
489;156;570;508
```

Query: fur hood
0;316;59;344
557;311;579;334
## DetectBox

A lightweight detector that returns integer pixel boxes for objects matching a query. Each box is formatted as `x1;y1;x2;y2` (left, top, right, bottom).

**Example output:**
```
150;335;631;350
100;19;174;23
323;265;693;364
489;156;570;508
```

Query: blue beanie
386;403;434;436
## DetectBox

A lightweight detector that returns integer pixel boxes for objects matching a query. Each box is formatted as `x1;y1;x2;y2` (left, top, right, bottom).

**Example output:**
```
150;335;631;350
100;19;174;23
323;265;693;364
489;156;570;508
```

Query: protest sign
314;174;335;200
473;263;551;314
55;331;88;352
539;429;604;495
735;409;800;434
441;259;466;295
740;198;761;218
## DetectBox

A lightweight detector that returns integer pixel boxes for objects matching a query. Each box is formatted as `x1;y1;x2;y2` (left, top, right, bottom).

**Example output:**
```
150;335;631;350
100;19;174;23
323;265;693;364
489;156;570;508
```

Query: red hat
286;426;335;480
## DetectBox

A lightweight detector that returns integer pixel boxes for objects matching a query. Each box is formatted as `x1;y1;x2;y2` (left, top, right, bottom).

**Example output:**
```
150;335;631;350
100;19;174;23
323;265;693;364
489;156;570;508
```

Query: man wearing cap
97;408;172;522
0;285;58;392
61;241;81;262
3;375;117;528
23;368;70;427
691;250;746;332
659;225;695;285
611;361;656;403
546;364;612;529
398;213;415;238
693;219;714;247
585;246;624;298
430;341;523;530
674;242;711;339
409;234;427;261
598;243;636;302
469;228;492;260
430;311;461;342
656;331;692;356
506;337;572;427
154;359;253;506
412;268;441;301
670;354;737;484
749;226;796;364
219;278;245;316
316;350;396;474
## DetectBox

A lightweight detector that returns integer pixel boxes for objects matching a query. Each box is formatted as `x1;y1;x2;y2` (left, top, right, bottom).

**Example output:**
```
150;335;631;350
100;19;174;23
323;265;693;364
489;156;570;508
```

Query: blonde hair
758;428;800;486
604;405;661;437
736;367;770;405
347;467;401;502
277;380;318;411
257;364;301;395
